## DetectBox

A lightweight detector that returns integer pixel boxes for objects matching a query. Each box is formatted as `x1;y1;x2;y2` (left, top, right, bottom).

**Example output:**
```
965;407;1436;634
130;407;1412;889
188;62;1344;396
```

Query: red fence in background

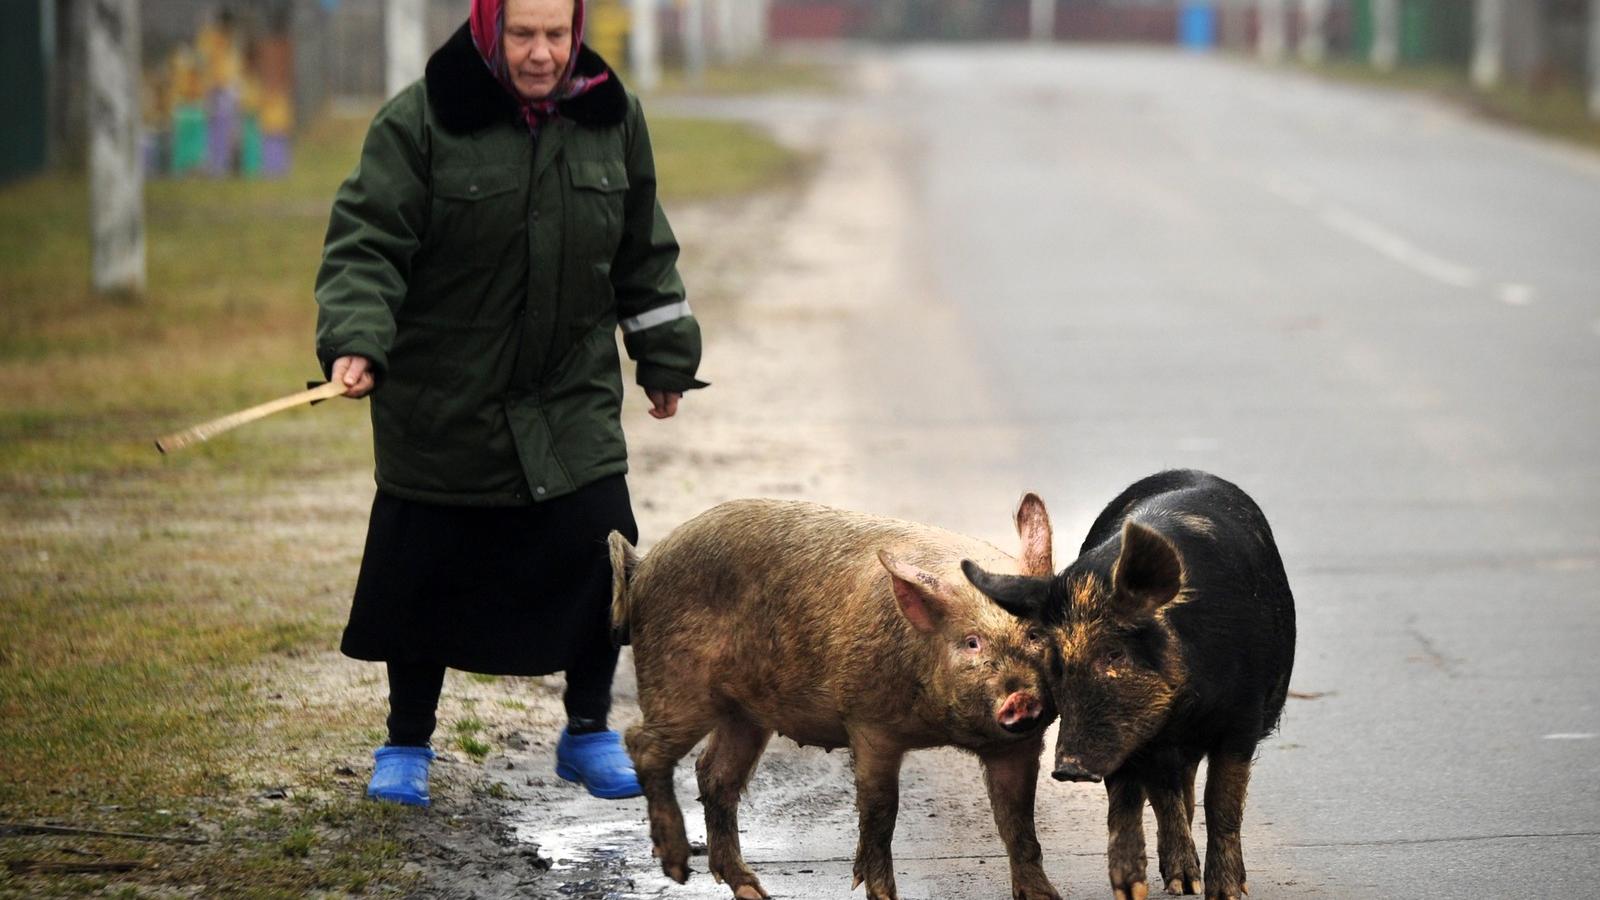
769;2;866;41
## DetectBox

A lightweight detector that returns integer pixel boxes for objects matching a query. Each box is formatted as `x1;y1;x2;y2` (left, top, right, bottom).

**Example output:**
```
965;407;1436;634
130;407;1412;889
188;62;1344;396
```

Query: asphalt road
520;46;1600;899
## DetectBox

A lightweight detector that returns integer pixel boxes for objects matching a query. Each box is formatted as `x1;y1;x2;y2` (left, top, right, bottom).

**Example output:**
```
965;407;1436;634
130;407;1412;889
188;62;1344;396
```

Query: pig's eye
1104;649;1126;664
962;635;983;653
1026;628;1045;644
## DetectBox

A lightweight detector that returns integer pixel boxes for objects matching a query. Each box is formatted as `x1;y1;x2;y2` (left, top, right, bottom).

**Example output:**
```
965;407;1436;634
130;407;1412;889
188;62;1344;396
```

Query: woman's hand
646;389;681;419
332;355;377;398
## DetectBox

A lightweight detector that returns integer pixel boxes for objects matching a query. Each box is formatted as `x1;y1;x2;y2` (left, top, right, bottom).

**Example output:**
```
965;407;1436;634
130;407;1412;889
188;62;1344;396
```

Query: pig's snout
996;691;1044;733
1051;756;1103;783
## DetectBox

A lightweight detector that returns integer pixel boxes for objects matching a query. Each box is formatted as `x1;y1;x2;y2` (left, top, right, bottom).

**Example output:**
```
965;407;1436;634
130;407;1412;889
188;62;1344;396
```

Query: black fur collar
424;22;628;135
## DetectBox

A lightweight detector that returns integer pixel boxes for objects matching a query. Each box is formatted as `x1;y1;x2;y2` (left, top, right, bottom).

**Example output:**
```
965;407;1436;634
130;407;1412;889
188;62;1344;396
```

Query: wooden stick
154;381;349;454
0;822;209;845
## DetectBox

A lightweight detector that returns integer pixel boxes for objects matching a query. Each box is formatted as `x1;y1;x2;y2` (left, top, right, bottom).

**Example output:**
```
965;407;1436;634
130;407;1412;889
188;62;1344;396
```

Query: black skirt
340;474;638;675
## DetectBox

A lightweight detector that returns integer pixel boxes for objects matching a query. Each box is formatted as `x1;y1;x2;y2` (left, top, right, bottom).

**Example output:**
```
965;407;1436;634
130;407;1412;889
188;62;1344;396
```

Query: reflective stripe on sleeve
619;300;693;335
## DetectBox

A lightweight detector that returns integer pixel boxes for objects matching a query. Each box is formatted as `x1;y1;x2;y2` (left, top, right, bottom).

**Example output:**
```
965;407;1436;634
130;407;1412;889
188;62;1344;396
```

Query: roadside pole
710;0;734;62
385;0;426;99
682;0;706;85
1258;0;1287;63
1471;0;1505;89
629;0;660;92
88;0;145;296
1030;0;1056;43
1299;0;1329;64
1371;0;1400;71
1588;0;1599;116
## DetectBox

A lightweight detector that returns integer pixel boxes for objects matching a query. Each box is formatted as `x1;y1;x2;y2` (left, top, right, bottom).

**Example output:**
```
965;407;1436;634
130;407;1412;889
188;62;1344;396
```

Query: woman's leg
386;661;446;747
563;614;619;733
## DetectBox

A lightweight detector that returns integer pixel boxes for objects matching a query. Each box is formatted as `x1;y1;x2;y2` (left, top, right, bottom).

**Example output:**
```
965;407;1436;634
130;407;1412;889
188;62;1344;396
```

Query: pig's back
634;499;1006;623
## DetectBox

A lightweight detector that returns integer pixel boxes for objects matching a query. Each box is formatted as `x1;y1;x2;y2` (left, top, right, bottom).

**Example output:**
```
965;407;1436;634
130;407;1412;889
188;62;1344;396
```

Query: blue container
1178;1;1217;51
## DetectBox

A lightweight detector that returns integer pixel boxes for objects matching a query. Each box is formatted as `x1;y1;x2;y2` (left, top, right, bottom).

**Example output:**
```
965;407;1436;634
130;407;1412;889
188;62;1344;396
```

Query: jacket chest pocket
430;166;526;267
567;159;629;263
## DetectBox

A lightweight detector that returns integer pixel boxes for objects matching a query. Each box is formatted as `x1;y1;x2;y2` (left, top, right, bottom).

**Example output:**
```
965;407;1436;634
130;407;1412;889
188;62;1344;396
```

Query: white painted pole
629;0;661;92
1299;0;1329;64
1472;0;1505;89
385;0;426;99
1258;0;1287;63
1371;0;1400;71
683;0;706;84
711;0;735;62
88;0;145;296
1029;0;1056;43
1590;0;1600;117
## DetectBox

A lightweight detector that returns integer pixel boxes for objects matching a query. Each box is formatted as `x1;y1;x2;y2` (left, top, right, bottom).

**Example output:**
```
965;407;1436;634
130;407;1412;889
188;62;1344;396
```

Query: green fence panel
0;1;48;184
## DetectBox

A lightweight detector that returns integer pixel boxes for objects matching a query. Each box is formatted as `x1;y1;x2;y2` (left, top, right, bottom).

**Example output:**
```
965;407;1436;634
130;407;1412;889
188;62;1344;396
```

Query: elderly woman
315;0;704;807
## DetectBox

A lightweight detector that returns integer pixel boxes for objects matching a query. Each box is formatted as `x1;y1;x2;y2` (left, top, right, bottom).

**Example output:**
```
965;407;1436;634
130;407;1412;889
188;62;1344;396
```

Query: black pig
963;470;1295;900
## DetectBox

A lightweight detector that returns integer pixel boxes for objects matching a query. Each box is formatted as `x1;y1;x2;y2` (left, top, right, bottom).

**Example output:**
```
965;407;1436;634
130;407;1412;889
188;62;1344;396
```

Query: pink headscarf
468;0;609;134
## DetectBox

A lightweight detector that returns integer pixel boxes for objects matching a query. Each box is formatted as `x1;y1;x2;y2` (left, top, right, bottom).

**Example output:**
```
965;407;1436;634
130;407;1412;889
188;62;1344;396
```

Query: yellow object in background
589;0;629;70
196;21;243;92
259;90;294;136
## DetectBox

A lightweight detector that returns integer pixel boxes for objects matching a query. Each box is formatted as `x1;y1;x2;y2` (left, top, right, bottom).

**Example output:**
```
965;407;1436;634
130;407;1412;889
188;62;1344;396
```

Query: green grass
651;59;840;96
654;117;809;201
1294;59;1600;152
0;108;797;897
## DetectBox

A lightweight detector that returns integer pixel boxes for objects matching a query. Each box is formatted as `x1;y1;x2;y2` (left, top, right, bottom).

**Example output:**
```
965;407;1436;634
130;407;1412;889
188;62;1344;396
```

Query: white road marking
1497;283;1536;306
1541;733;1597;740
1318;205;1482;289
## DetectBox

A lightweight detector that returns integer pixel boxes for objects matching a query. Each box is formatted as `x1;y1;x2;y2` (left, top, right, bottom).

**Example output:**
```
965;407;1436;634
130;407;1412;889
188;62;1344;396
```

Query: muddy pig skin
609;496;1062;900
964;471;1295;900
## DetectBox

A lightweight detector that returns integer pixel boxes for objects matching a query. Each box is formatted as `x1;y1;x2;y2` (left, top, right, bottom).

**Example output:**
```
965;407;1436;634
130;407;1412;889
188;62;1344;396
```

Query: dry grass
0;102;798;897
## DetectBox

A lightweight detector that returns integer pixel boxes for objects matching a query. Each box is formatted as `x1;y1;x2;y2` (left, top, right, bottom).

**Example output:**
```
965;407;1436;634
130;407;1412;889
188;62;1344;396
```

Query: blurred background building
3;0;1598;186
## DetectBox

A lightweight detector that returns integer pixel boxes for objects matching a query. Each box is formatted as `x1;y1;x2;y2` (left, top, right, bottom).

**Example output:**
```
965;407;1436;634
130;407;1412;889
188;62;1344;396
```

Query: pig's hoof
1111;881;1149;900
732;884;769;899
1013;884;1062;900
1165;874;1200;895
662;860;691;884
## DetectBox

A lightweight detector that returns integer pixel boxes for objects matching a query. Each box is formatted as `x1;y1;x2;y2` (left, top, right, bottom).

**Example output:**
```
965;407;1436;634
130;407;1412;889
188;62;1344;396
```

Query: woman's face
502;0;575;101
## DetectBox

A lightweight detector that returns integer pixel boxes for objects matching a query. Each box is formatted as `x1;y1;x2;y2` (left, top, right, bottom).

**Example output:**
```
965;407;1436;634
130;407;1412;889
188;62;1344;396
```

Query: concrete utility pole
1590;0;1600;117
88;0;145;296
385;0;426;99
1299;0;1329;64
629;0;661;92
1471;0;1505;89
1257;0;1287;63
1371;0;1400;71
682;0;706;84
1029;0;1056;43
710;0;735;62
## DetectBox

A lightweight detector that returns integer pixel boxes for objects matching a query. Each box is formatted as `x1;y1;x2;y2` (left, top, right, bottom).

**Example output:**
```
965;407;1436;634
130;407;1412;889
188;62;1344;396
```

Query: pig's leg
849;737;905;900
1200;752;1251;900
627;718;710;884
696;716;773;900
1182;755;1200;825
1105;771;1149;900
978;737;1061;900
1145;767;1201;895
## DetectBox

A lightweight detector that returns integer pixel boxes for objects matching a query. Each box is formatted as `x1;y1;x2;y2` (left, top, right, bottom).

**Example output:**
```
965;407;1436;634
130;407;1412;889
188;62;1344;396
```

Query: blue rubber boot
367;745;434;807
555;728;643;799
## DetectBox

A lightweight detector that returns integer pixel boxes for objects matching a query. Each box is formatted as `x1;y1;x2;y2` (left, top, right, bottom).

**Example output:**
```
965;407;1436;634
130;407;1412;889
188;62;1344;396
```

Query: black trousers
386;636;619;746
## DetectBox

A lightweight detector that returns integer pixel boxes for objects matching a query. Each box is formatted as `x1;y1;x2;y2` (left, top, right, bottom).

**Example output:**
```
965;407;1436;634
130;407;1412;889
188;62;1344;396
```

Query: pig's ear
1014;492;1054;577
961;560;1051;620
1110;521;1183;620
878;550;950;634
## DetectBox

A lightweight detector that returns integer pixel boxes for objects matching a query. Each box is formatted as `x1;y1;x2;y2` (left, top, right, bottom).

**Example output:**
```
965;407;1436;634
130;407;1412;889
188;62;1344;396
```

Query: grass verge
1294;59;1600;152
0;108;798;897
